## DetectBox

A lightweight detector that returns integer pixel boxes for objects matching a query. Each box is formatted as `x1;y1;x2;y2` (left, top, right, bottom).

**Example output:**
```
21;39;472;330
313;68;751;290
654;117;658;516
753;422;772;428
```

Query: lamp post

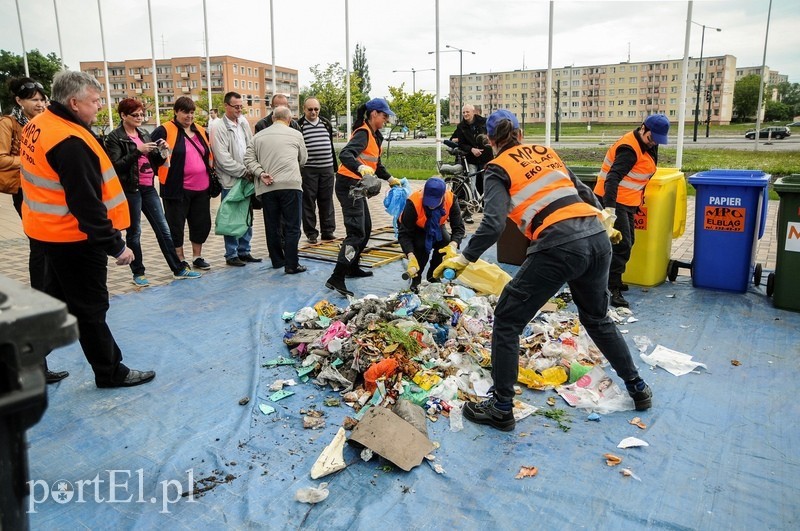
392;67;435;93
429;44;475;113
692;21;722;142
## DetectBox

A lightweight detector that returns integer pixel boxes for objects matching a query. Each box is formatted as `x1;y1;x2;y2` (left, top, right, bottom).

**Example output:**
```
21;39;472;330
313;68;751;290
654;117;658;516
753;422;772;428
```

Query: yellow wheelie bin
622;168;687;287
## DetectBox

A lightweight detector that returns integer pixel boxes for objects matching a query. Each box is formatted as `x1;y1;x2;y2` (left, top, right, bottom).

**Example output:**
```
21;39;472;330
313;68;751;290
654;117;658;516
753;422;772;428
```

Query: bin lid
688;169;771;186
774;174;800;192
652;167;685;183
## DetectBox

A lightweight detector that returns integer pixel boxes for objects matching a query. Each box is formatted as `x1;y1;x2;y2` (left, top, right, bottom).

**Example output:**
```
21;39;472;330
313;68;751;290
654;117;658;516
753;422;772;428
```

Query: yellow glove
406;254;420;278
357;165;375;177
387;176;401;187
447;241;459;253
609;228;623;244
599;207;621;243
433;254;470;280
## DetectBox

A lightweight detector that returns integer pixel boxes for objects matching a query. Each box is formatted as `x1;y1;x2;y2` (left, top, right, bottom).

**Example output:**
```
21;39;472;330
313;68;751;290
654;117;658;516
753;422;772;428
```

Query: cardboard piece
347;407;435;472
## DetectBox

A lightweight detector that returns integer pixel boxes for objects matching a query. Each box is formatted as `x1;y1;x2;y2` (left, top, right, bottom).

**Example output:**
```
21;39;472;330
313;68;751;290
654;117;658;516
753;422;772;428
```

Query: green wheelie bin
767;174;800;312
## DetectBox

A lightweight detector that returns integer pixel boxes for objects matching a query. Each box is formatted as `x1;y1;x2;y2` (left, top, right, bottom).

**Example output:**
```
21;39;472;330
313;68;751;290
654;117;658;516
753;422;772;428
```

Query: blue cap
644;114;670;144
486;109;519;137
365;98;395;117
423;177;446;208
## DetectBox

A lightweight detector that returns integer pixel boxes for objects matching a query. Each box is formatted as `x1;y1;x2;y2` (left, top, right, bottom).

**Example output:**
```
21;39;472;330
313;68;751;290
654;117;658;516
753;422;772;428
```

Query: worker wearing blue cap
434;109;652;431
326;98;402;297
594;114;671;307
398;176;466;292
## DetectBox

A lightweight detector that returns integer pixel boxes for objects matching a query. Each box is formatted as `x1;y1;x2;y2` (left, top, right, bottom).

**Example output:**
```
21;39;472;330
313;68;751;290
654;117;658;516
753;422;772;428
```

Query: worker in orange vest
435;110;651;431
20;71;155;389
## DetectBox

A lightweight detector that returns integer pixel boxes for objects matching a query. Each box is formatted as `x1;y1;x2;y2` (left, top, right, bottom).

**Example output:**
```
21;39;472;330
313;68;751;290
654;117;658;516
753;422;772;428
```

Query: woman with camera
325;98;401;297
104;98;200;286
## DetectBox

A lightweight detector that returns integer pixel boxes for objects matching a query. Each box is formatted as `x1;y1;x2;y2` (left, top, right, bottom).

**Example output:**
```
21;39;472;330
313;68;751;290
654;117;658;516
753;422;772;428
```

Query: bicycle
437;139;484;219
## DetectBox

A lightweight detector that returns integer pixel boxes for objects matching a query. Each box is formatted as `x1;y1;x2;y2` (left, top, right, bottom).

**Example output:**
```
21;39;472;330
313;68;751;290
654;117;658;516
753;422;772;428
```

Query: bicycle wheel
444;176;476;216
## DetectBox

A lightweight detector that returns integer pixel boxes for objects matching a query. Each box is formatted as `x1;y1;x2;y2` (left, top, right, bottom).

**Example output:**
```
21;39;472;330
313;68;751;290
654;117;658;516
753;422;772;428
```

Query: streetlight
692;21;722;142
392;67;435;93
429;44;476;113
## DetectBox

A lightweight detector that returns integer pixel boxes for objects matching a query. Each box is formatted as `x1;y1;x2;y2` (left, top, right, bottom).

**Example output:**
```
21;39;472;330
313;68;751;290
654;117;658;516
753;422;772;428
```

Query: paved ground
0;185;778;297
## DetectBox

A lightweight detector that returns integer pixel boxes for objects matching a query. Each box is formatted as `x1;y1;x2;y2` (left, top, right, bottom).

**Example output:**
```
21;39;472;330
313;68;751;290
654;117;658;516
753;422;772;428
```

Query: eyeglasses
21;82;44;91
306;107;320;112
226;103;244;110
129;113;145;118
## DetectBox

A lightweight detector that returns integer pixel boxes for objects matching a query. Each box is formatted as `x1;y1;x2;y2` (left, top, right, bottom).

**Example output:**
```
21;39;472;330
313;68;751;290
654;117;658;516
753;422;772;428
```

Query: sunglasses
22;82;44;91
226;103;244;110
129;113;145;118
306;107;320;112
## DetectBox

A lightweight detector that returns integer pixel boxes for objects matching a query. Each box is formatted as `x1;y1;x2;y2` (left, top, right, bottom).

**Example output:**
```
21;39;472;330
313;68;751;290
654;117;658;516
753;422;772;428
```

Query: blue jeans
221;187;253;259
126;186;184;275
490;232;640;403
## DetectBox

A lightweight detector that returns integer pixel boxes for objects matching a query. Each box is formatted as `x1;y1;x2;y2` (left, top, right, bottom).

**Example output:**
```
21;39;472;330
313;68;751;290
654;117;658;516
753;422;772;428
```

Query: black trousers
36;240;130;385
163;189;211;248
12;191;47;292
332;174;371;278
609;205;636;289
301;166;336;239
408;229;452;287
260;189;302;270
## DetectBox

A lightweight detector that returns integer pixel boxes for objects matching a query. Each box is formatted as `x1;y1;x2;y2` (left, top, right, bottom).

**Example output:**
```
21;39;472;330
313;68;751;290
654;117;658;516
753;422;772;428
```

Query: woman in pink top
151;97;214;270
104;98;201;286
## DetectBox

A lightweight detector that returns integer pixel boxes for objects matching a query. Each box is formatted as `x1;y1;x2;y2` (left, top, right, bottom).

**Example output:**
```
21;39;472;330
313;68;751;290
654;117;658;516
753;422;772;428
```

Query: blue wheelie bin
687;169;770;293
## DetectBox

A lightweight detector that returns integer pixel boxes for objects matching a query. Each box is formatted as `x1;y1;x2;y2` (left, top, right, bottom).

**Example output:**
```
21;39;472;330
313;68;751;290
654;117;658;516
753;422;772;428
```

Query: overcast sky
3;0;798;100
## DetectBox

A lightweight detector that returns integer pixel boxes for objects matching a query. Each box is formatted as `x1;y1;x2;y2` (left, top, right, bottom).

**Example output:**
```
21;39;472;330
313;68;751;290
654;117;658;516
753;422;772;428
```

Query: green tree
0;49;64;111
193;90;225;126
764;100;793;122
775;81;800;118
308;62;361;123
387;85;436;135
353;43;371;108
439;97;450;124
733;74;763;122
94;107;119;137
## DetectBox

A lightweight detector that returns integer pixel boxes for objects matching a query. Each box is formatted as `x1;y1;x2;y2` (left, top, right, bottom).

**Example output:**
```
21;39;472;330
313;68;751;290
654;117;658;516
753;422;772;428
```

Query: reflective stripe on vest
402;189;454;228
337;124;380;180
491;144;599;240
157;120;212;185
593;131;656;207
19;109;129;242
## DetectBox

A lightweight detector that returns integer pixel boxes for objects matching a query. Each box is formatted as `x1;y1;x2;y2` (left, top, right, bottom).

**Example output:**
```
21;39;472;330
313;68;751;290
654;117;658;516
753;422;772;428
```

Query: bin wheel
667;260;679;282
753;263;763;287
766;273;775;297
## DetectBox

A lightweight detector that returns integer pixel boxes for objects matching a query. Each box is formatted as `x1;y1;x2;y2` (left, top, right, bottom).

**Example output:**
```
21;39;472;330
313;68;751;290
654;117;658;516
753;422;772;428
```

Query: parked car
415;131;428;139
744;126;790;139
786;121;800;127
388;131;404;141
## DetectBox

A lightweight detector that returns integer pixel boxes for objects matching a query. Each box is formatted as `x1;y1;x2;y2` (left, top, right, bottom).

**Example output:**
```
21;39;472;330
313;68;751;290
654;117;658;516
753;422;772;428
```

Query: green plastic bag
214;179;255;238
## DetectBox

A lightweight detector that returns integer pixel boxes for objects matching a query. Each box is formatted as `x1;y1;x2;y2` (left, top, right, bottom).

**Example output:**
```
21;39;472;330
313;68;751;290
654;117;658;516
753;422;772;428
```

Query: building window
233;65;238;74
234;80;238;88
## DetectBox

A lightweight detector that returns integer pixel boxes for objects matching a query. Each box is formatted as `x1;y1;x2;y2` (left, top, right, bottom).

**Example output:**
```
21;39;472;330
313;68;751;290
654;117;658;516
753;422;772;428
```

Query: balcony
181;72;189;79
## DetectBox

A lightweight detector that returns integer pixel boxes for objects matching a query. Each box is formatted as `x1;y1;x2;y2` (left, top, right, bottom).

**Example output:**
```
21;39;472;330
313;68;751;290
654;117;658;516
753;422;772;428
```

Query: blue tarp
27;245;800;529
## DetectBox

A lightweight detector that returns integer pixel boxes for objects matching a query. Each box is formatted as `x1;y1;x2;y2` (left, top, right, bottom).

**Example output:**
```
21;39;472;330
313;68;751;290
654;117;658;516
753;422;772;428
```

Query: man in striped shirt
297;97;337;244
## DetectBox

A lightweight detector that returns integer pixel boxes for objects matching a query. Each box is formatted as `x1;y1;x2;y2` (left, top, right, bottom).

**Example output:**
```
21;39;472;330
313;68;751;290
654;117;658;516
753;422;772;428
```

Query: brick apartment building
448;54;787;126
80;55;299;129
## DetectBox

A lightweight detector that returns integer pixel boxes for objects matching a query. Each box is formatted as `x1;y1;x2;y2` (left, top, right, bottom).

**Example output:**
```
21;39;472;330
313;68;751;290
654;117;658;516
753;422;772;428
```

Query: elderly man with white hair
244;106;308;274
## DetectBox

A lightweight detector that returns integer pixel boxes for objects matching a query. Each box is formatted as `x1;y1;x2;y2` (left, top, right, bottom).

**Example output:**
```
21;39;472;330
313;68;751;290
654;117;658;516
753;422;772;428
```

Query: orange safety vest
593;131;656;207
157;120;213;185
337;124;380;180
490;144;599;240
402;189;455;229
20;109;129;243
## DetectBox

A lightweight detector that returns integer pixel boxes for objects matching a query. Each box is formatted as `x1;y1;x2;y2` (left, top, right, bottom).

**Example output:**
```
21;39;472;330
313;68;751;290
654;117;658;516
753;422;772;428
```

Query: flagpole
15;0;29;76
97;0;113;128
147;0;160;123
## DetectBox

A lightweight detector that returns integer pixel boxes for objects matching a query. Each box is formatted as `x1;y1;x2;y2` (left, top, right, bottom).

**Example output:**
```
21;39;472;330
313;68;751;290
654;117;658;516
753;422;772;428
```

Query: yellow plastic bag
440;246;512;297
412;370;442;391
518;366;568;390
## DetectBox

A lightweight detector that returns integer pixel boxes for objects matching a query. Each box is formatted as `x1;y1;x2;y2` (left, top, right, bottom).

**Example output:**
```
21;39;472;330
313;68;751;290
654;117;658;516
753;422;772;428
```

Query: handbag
185;131;222;198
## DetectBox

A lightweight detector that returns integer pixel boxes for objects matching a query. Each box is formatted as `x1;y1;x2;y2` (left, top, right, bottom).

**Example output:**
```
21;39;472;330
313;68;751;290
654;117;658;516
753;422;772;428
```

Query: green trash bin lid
774;174;800;192
567;166;600;184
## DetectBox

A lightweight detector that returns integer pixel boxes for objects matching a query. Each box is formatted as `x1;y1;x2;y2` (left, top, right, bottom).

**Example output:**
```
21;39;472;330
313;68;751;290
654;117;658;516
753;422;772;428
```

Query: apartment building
735;65;788;86
449;55;743;126
80;55;299;128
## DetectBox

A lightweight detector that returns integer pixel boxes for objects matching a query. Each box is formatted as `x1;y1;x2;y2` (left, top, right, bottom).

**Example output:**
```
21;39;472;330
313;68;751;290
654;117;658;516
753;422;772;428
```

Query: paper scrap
640;344;708;376
269;389;294;402
258;403;275;415
618;436;649;448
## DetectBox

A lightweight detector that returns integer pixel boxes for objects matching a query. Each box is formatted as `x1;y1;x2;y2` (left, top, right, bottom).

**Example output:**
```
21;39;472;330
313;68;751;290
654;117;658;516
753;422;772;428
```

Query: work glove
447;241;459;253
387;176;401;187
357;165;375;177
599;207;622;244
406;254;420;278
433;254;470;280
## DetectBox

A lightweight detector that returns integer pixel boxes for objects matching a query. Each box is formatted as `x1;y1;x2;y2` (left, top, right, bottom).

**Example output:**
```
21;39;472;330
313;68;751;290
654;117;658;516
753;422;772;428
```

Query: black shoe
621;283;629;292
193;257;211;270
238;254;262;263
325;276;354;297
226;257;247;267
46;370;69;384
610;288;629;308
321;233;336;241
96;369;156;388
346;267;373;278
463;397;515;431
626;380;653;411
307;236;318;244
285;265;308;274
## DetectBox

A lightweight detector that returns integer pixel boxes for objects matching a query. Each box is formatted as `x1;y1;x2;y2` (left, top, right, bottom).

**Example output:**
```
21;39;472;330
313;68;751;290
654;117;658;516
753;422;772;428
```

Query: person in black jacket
254;94;300;133
451;104;492;222
297;97;337;243
104;98;200;285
